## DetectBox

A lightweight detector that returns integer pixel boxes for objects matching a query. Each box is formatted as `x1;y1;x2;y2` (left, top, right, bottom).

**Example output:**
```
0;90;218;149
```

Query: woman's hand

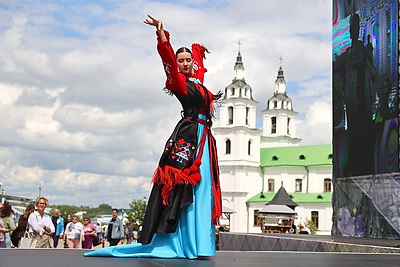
144;14;167;43
199;44;211;59
143;14;163;31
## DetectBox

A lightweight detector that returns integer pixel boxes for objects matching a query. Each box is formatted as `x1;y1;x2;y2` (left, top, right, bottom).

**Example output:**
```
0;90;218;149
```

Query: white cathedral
213;50;333;235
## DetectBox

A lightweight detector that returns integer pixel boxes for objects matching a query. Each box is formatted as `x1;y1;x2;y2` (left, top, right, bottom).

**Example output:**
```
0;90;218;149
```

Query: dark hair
1;202;14;218
23;204;35;218
112;208;118;213
175;47;192;58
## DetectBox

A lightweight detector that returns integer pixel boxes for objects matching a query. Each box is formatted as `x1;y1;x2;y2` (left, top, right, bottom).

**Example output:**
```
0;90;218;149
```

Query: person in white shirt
28;197;55;248
64;216;84;248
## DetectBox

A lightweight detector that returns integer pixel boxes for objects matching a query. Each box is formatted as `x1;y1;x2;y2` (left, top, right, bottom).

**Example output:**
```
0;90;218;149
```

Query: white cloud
297;101;332;145
3;16;27;48
0;83;23;105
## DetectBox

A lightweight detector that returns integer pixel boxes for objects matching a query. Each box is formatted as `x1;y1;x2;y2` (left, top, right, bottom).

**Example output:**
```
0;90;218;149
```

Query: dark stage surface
1;249;400;267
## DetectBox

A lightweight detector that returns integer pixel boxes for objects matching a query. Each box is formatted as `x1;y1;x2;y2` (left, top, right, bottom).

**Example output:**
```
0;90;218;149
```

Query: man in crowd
104;209;124;246
51;209;64;248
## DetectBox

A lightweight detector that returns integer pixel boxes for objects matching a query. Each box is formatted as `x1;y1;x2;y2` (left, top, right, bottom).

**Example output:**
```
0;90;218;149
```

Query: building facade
213;51;332;234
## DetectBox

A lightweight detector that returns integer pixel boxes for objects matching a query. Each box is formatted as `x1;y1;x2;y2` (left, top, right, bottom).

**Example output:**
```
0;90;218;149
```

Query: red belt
184;116;210;126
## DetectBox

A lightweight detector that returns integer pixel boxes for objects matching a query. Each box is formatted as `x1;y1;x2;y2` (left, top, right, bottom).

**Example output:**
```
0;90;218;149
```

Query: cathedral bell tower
261;58;301;147
213;46;262;232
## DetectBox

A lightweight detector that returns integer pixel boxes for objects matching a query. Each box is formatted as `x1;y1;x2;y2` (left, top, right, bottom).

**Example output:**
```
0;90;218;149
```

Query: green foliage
49;203;113;221
305;219;318;234
50;205;80;218
127;198;147;231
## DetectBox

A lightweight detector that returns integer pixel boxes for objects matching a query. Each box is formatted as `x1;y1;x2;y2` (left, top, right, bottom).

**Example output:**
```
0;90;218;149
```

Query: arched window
287;118;291;135
324;178;332;192
231;87;235;96
246;107;250;125
268;179;275;192
271;117;277;134
228;107;233;125
311;211;319;229
295;178;302;192
225;139;231;154
248;140;252;155
273;101;278;108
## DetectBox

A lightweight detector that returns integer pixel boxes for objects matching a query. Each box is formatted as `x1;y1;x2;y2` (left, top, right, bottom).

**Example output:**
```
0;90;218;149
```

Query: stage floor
1;249;400;267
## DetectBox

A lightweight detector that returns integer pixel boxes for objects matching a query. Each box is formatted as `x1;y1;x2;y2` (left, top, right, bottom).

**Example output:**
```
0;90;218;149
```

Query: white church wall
307;166;332;193
294;203;332;235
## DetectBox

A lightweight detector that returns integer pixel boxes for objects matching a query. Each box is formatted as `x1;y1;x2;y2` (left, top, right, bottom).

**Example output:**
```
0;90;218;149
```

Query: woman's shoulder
3;216;14;223
28;211;38;218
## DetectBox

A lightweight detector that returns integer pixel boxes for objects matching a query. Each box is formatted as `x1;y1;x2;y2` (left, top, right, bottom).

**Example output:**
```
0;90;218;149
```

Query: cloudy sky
0;0;332;208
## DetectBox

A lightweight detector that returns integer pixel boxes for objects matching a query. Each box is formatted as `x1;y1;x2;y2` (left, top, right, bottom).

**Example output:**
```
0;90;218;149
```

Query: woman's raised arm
143;14;167;43
143;15;187;95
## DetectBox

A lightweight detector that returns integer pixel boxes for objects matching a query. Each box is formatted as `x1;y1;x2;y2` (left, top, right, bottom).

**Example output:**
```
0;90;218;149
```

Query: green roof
260;144;332;168
247;192;332;204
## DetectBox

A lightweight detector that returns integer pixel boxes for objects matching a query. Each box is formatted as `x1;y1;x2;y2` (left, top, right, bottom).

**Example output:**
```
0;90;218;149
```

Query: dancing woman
85;15;221;259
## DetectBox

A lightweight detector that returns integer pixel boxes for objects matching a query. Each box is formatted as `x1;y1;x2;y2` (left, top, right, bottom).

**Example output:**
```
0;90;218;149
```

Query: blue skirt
84;115;215;259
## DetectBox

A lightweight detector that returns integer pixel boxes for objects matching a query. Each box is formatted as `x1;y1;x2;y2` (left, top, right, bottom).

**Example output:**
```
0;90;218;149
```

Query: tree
50;205;80;218
97;203;113;213
127;198;147;231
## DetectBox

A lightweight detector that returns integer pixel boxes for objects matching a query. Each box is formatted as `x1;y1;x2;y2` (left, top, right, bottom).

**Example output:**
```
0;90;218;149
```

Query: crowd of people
0;197;137;249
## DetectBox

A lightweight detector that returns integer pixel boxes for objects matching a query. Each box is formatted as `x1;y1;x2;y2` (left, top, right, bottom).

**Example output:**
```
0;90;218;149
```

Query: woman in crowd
28;197;55;248
0;202;16;248
64;216;83;248
63;214;72;248
82;217;96;249
10;203;35;247
85;14;221;259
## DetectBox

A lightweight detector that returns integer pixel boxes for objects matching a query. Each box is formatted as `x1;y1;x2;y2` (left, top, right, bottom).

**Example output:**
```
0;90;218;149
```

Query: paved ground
1;249;400;267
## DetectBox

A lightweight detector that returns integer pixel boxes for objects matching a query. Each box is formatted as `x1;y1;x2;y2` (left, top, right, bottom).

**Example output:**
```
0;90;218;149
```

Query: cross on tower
237;40;242;51
279;55;283;66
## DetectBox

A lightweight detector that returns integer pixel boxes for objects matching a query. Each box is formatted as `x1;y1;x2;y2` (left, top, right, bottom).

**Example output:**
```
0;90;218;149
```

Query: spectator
96;223;104;247
82;217;96;249
64;216;83;248
104;209;124;246
125;222;134;244
299;226;309;234
0;202;16;248
28;197;55;248
63;214;72;248
51;209;64;248
10;204;35;247
96;223;103;240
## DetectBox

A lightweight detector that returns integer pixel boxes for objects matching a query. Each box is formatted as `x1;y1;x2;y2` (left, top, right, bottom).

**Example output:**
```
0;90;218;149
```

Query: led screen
333;0;398;178
332;0;400;238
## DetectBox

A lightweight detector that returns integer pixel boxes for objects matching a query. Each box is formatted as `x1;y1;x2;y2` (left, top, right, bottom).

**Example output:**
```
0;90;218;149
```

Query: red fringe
212;182;222;225
152;165;200;205
209;132;222;225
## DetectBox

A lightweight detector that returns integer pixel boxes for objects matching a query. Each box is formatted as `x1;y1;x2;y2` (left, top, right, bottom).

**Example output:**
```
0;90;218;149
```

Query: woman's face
177;51;194;75
36;199;47;212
